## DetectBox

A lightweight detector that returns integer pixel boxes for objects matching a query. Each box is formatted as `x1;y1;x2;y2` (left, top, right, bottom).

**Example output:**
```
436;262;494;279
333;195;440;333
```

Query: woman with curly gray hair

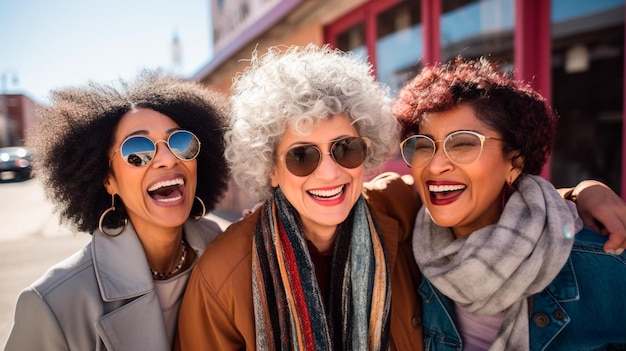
177;44;423;350
5;70;229;351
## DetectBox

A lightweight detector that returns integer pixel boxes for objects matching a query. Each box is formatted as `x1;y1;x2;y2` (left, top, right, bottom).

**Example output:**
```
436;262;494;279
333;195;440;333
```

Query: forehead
279;115;358;146
420;105;485;135
114;109;180;139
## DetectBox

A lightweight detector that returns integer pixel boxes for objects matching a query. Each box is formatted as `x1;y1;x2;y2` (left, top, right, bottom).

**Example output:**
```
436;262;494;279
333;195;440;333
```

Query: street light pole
1;67;19;147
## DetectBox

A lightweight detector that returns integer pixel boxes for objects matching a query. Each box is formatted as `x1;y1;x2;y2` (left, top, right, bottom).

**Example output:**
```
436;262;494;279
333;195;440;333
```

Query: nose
426;144;453;173
151;140;179;168
312;152;342;179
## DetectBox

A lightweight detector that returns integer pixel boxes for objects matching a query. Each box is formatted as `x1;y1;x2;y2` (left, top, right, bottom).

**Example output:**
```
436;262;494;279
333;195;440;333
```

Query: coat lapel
91;225;169;350
96;290;170;351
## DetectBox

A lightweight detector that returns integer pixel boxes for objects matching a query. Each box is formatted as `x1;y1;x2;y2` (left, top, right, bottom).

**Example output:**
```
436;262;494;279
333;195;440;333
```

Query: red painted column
422;0;440;66
622;5;626;199
515;0;552;180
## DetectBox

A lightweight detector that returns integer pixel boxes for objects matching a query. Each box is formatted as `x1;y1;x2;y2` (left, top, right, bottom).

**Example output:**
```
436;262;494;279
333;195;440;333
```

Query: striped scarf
252;188;391;351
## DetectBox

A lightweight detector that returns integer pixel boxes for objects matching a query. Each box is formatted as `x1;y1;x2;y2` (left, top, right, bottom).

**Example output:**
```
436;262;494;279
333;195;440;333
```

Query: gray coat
4;218;221;351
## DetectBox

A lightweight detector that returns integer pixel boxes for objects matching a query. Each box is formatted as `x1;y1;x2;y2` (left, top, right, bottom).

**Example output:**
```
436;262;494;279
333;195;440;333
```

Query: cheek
411;167;427;193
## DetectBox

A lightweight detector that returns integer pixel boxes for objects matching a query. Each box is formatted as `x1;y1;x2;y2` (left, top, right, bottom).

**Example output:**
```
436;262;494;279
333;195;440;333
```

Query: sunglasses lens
169;130;201;160
120;136;155;167
285;145;320;177
332;137;367;169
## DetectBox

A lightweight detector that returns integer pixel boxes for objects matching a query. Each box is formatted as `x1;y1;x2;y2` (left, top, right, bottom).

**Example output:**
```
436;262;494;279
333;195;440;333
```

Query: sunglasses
279;136;371;177
113;130;201;167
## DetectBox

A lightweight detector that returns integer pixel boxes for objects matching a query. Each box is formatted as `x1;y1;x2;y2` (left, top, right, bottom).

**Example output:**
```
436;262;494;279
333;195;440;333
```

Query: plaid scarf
252;188;391;351
413;174;581;350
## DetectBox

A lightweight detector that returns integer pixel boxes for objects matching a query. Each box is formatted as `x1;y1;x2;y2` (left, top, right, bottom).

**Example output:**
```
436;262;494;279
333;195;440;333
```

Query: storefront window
375;1;422;94
440;0;514;63
336;22;367;62
550;0;624;193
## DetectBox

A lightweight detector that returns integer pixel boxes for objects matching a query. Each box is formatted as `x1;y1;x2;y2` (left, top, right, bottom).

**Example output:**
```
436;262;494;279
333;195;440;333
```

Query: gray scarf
413;174;581;350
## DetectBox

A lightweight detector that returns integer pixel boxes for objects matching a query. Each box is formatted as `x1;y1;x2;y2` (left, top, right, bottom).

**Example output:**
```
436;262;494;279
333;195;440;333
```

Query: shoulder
363;172;421;242
363;172;416;201
28;243;95;298
363;172;419;214
185;218;224;254
545;227;626;300
569;227;626;266
193;210;257;292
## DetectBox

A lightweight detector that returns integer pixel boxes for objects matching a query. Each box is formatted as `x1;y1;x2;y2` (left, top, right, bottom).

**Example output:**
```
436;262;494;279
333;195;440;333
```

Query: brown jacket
176;172;423;350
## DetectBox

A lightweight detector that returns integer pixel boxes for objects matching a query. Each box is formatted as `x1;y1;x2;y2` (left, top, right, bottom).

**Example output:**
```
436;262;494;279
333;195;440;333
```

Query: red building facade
197;0;625;216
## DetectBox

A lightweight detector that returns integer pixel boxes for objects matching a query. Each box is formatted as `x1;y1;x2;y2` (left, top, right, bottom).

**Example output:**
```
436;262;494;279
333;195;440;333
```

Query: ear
269;165;279;188
103;171;117;195
506;151;524;185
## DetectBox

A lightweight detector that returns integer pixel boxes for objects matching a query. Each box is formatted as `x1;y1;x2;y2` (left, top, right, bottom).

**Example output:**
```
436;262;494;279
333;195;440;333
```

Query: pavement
0;178;233;347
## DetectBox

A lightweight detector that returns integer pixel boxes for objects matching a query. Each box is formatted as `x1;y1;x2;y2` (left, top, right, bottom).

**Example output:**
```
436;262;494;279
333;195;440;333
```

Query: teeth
429;184;465;192
148;178;184;192
156;194;183;203
308;185;344;198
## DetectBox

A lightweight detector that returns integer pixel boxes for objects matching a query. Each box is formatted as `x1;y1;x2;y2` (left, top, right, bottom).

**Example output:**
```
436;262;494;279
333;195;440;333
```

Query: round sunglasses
113;130;201;167
279;136;370;177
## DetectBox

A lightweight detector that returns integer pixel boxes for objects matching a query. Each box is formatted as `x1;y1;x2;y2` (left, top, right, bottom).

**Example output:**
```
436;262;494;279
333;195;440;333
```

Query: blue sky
0;0;212;104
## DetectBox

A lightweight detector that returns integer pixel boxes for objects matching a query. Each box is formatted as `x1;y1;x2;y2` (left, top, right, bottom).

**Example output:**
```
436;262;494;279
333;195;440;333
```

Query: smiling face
104;108;197;236
412;104;521;238
270;115;364;244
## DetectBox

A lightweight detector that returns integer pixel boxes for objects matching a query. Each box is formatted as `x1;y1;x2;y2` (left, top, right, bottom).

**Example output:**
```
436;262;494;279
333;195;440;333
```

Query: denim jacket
417;227;626;351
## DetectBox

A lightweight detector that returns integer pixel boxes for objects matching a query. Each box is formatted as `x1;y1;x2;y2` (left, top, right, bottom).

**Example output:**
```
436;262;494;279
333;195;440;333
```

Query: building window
550;0;624;193
440;0;514;64
376;1;422;94
325;0;421;95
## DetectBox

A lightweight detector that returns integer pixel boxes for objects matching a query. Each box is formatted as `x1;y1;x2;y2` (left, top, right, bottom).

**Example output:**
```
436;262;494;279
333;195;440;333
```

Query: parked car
0;146;32;181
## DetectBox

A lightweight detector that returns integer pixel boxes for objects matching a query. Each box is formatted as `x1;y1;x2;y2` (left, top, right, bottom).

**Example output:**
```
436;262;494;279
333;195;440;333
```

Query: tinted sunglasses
113;130;201;167
279;136;370;177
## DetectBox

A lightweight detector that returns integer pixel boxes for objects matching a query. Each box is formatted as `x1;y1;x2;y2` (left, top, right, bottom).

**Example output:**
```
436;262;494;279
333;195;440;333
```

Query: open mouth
428;184;465;200
148;178;185;203
307;185;345;201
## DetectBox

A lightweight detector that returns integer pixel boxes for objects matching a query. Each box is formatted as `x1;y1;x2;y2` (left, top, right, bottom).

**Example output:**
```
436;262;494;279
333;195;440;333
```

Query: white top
154;265;192;347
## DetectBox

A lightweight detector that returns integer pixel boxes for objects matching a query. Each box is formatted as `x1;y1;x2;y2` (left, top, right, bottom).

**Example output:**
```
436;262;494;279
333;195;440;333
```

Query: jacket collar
91;220;212;350
92;219;209;302
92;223;153;301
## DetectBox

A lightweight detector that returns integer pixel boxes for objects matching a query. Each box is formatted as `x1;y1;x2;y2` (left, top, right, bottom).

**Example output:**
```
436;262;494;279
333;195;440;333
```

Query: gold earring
193;196;207;221
98;194;128;237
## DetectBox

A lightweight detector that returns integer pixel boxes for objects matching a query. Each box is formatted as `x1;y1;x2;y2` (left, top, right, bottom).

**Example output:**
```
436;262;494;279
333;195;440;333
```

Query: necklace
150;239;187;280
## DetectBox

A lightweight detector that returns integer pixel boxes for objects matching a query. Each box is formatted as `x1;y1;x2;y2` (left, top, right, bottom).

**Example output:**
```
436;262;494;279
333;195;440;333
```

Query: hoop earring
98;194;128;237
193;196;207;221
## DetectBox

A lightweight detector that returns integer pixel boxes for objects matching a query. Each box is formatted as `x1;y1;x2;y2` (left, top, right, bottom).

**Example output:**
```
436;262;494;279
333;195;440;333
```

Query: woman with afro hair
5;70;230;351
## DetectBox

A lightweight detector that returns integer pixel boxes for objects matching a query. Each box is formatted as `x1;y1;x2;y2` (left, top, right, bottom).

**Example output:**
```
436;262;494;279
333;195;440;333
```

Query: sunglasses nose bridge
151;139;179;163
314;149;344;178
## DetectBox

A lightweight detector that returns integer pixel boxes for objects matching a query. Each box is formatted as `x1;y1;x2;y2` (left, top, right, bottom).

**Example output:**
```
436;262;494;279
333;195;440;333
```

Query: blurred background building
195;0;624;218
0;95;37;148
1;67;37;148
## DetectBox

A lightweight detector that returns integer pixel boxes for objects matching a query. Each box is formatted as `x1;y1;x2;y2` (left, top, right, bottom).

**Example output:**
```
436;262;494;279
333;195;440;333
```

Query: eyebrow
122;127;182;140
285;134;356;149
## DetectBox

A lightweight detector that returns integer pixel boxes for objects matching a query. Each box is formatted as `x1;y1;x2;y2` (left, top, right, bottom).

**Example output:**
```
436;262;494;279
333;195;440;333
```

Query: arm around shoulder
363;172;421;240
560;180;626;254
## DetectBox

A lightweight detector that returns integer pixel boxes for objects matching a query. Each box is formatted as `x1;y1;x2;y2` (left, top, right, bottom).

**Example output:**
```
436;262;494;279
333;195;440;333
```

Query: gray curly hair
225;44;399;200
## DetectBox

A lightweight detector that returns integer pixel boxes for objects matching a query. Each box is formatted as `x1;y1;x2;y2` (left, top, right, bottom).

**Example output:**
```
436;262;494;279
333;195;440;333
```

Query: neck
303;229;337;254
150;239;188;280
135;226;186;277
